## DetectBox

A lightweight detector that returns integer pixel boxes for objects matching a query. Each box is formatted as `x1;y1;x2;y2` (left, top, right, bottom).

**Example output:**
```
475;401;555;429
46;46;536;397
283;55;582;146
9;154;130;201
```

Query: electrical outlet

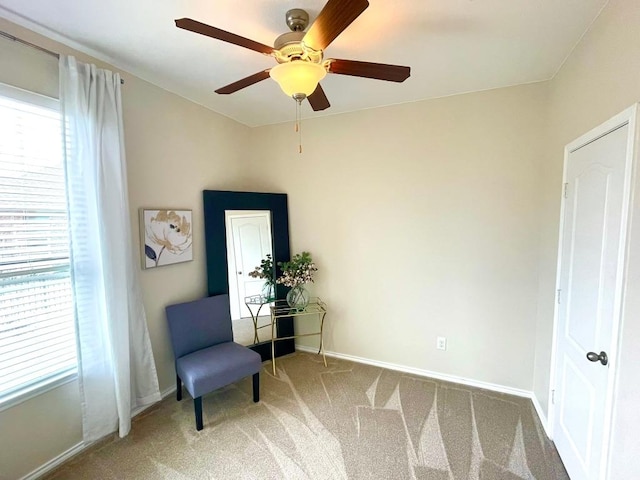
437;336;447;350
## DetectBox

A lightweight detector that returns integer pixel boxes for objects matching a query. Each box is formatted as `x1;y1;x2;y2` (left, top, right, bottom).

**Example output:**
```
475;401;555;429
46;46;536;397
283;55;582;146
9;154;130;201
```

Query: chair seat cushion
176;342;261;398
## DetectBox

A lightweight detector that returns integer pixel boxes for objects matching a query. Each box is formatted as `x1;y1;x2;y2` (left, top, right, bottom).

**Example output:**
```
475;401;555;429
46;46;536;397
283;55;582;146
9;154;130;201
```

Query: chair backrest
165;294;234;359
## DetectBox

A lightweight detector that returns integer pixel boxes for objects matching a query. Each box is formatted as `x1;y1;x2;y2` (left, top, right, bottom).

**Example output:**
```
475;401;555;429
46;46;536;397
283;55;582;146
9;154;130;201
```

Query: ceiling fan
175;0;411;111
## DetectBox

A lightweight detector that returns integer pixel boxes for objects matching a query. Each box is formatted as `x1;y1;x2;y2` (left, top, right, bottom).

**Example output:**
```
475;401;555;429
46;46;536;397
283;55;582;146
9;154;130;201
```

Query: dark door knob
586;351;608;366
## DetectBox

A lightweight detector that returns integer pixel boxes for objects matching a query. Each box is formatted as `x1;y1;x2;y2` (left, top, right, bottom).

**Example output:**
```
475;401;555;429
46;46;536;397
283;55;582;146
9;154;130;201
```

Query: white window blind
0;84;76;406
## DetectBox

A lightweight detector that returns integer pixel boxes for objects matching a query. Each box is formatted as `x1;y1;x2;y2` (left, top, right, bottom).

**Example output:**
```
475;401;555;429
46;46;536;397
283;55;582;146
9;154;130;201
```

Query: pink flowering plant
276;251;318;288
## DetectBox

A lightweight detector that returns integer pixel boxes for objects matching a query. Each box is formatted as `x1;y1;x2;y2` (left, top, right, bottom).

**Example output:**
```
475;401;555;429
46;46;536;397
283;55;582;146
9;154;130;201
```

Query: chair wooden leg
176;375;182;401
252;372;260;403
194;397;203;431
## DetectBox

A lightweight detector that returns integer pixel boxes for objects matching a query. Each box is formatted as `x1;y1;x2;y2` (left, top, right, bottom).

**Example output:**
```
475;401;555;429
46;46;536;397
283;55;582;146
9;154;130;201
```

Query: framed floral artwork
140;208;193;269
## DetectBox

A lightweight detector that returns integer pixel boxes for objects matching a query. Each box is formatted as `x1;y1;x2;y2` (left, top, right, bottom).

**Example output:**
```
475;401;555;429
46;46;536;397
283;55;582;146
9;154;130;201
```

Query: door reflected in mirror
225;210;274;346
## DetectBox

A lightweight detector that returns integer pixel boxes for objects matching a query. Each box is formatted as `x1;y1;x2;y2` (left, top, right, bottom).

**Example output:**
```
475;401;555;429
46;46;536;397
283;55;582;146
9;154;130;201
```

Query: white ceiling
0;0;607;127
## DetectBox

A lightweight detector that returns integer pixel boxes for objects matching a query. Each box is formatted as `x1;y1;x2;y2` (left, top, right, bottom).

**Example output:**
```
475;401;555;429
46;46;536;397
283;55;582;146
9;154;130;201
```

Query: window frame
0;82;77;412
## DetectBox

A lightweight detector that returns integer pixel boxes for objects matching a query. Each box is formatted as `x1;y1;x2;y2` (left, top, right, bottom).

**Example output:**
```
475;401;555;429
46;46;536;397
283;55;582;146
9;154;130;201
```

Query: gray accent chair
165;294;262;431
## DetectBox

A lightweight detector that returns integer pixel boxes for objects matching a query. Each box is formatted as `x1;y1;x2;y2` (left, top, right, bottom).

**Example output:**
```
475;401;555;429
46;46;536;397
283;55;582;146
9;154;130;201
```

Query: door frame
547;104;639;479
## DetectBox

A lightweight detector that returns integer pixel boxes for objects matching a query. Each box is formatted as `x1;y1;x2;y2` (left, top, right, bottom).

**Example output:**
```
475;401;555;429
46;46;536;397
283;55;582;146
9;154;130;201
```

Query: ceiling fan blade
175;18;274;55
307;84;331;111
327;59;410;82
215;70;271;94
303;0;369;51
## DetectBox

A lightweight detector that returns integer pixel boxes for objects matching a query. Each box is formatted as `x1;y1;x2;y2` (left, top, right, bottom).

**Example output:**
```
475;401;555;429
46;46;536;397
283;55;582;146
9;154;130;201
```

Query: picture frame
140;208;193;269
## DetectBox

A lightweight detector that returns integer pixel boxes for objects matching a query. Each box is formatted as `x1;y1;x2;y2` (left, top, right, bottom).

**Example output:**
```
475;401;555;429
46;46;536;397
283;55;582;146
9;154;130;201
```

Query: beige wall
0;18;250;480
533;0;640;476
249;82;548;391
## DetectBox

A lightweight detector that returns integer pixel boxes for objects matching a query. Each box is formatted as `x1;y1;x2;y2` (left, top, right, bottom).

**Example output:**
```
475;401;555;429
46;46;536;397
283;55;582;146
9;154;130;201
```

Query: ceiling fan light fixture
269;61;327;98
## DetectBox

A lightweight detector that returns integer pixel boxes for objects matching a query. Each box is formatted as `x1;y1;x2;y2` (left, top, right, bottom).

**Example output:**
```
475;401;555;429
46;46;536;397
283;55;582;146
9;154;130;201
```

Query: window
0;83;76;408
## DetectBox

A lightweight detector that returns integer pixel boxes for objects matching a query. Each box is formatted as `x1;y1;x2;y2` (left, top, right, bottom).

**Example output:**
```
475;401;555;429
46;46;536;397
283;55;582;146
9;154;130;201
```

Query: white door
552;111;636;480
225;211;272;320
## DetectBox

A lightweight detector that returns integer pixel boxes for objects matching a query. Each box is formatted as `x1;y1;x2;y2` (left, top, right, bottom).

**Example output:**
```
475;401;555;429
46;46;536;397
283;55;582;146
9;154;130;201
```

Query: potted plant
248;254;276;301
276;251;318;311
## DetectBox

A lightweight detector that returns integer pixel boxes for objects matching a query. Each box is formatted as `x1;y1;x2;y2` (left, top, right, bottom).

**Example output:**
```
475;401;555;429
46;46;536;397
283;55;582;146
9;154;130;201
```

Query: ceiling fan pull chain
295;98;303;154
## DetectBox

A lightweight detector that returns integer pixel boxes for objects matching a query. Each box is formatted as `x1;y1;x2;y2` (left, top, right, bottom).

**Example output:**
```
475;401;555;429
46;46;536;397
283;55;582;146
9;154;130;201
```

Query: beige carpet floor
44;352;569;479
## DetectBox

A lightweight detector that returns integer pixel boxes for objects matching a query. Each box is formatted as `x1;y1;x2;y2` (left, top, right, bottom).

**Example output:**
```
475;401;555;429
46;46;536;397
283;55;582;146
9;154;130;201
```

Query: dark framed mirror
202;190;294;361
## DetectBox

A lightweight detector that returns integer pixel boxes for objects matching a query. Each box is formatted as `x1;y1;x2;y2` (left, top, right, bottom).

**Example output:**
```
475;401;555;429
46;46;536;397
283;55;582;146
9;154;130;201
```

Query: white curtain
59;55;161;441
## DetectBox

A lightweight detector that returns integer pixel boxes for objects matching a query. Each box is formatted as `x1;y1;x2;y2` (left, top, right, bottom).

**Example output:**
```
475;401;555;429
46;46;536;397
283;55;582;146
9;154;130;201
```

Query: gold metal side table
244;294;274;344
269;297;327;375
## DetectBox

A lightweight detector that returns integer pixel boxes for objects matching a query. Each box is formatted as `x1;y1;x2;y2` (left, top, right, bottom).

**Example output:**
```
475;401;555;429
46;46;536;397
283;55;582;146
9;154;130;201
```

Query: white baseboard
131;385;176;417
160;385;177;398
20;385;177;480
531;393;552;438
20;442;86;480
295;345;533;398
